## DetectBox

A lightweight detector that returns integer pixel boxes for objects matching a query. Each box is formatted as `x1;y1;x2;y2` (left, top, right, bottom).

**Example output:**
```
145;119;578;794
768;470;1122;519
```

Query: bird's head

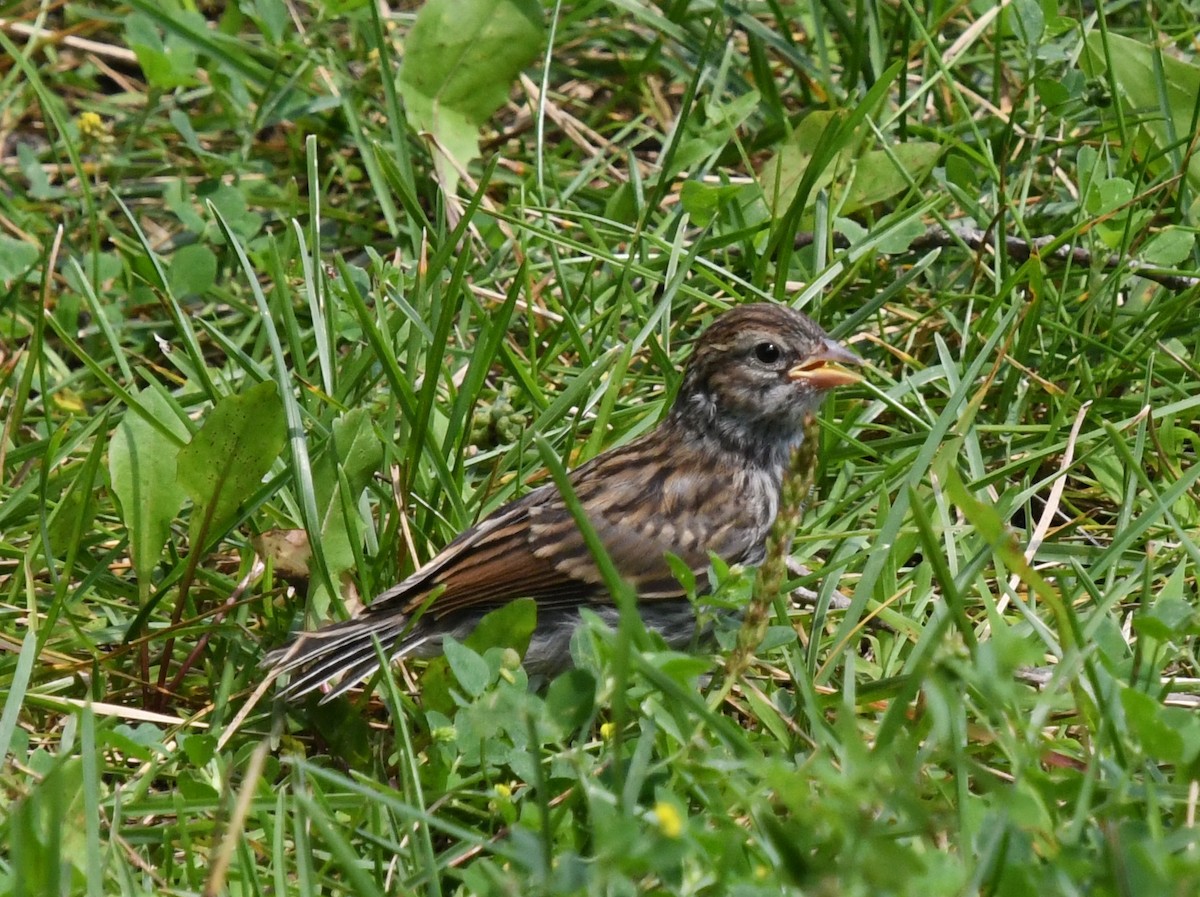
670;303;863;465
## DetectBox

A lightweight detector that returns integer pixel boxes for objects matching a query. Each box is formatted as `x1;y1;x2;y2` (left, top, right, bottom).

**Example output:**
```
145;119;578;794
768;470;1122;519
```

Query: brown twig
795;224;1200;292
914;225;1200;291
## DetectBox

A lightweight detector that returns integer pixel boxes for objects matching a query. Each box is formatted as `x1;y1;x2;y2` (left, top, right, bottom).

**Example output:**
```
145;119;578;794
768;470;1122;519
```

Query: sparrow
264;303;862;701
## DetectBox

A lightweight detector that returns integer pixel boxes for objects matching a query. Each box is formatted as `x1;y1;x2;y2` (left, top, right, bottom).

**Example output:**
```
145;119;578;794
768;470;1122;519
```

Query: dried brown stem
725;413;821;684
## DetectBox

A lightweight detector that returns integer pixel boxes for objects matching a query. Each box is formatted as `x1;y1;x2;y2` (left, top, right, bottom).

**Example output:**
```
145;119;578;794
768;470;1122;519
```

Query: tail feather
286;625;419;701
262;613;427;702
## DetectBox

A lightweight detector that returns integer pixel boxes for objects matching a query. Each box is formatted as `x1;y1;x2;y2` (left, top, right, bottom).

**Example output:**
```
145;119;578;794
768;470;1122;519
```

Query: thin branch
795;224;1200;292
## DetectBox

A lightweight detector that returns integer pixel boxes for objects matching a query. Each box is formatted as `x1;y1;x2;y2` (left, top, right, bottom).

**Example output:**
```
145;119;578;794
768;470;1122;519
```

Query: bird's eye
753;341;782;365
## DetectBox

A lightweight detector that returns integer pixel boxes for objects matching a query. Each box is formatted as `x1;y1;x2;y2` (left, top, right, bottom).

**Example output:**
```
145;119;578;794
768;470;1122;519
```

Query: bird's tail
262;612;432;702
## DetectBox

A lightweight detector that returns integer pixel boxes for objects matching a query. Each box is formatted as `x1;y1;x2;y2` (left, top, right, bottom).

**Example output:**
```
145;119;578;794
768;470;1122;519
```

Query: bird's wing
357;485;580;620
361;435;770;623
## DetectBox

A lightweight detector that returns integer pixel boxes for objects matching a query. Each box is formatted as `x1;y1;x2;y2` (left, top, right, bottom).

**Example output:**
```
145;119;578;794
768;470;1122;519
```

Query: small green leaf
834;217;869;246
177;380;286;548
872;216;928;254
125;13;200;90
545;668;596;735
180;733;217;766
163;179;207;233
1083;447;1126;504
109;388;191;589
603;182;639;223
1132;565;1200;641
670;90;760;176
1121;688;1184;762
1034;76;1070;108
443;637;492;697
17;143;54;201
176;770;219;801
201;183;263;241
465;597;537;659
651;652;713;683
7;757;88;893
679;181;744;227
1085;176;1133;215
0;235;40;283
167;244;217;299
1002;0;1045;45
1131;604;1190;642
45;484;94;552
313;409;383;576
943;153;980;191
246;0;289;43
1141;226;1196;267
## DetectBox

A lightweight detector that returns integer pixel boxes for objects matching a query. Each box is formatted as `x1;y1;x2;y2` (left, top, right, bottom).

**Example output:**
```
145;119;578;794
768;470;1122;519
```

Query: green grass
3;1;1200;894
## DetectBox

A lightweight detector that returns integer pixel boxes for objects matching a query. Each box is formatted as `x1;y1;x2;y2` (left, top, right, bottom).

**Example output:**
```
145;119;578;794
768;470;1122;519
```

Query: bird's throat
663;406;799;485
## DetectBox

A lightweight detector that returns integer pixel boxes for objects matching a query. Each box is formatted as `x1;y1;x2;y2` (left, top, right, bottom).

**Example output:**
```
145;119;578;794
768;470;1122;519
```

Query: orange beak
787;339;863;389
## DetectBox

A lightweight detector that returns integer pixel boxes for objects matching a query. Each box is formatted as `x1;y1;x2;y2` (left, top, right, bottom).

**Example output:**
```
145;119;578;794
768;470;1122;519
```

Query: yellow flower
76;112;112;146
599;722;616;740
77;112;113;145
653;801;683;839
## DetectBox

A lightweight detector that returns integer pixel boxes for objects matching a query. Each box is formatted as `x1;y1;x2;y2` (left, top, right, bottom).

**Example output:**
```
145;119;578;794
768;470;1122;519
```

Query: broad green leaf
46;482;96;553
1084;176;1133;215
1132;564;1200;642
163;178;207;233
1084;32;1200;190
177;380;286;548
245;0;288;44
998;0;1045;45
761;117;940;220
842;142;944;215
6;757;89;894
943;152;980;192
398;0;544;199
759;111;850;217
17;142;55;200
109;387;191;590
47;427;106;555
1083;446;1126;505
180;732;217;766
871;215;928;254
1133;597;1199;641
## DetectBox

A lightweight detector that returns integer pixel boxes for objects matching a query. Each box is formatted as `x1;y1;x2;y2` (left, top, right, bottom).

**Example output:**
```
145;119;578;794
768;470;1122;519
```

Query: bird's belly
521;601;700;674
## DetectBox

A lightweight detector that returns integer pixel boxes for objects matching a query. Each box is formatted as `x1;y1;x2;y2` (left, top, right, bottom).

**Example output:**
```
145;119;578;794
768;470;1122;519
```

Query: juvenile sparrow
265;303;861;700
